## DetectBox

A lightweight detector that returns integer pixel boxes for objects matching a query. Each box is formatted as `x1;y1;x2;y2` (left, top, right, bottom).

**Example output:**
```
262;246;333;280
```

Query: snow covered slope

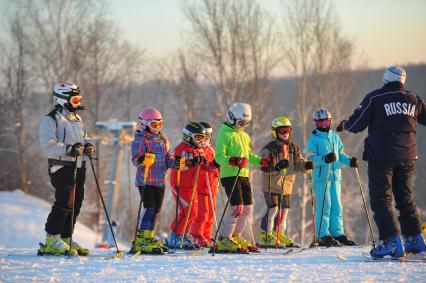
0;190;97;249
0;190;424;282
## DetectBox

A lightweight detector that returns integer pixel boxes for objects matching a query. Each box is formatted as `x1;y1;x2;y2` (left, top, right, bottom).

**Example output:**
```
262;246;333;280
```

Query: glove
213;160;221;168
336;120;346;132
350;157;359;168
137;155;145;166
275;159;289;171
173;156;183;170
324;152;337;163
229;157;249;169
187;156;206;166
66;143;84;156
83;143;96;157
304;160;314;170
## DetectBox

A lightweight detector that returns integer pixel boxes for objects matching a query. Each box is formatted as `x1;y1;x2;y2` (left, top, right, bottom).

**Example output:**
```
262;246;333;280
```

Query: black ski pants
367;160;421;241
45;164;86;238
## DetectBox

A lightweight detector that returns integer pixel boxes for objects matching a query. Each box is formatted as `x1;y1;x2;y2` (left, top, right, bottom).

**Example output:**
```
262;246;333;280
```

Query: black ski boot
319;235;341;247
335;235;356;246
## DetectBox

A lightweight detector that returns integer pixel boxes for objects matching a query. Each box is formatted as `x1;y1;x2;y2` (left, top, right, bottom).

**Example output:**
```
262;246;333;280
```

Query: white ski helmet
226;102;252;128
383;66;406;85
53;83;81;109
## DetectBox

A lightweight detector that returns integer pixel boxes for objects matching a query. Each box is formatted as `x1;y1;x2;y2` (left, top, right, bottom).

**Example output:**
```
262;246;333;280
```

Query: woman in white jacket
38;83;94;256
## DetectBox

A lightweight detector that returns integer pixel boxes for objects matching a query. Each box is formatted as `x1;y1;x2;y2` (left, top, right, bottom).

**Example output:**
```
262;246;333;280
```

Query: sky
110;0;426;70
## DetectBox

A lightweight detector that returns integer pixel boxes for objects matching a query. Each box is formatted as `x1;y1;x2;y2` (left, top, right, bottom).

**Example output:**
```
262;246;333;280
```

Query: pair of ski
337;251;425;263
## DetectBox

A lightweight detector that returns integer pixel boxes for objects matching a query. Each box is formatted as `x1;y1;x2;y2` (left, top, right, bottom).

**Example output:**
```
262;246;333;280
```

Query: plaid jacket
131;130;174;187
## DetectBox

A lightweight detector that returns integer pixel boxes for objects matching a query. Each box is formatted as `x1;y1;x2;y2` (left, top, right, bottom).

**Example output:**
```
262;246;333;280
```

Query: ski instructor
336;66;426;258
38;83;94;256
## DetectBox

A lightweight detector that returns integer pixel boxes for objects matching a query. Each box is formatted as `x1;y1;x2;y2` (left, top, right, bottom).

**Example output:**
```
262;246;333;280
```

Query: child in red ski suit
168;122;214;249
190;122;220;247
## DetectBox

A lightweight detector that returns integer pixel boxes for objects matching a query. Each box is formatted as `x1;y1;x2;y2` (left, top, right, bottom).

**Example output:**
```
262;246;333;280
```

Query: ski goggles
193;134;206;142
237;119;250;128
315;118;332;128
69;95;81;106
147;119;163;130
275;127;291;134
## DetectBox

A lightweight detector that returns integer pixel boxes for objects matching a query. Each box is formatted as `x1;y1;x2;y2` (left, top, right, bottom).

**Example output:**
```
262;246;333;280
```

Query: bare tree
281;0;356;244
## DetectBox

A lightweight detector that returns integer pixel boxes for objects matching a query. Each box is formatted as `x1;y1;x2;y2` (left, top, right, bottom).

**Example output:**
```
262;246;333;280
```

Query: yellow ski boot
38;234;78;256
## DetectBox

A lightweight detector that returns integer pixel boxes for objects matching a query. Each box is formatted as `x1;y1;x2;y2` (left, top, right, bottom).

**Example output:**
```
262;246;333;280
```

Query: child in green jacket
213;102;273;253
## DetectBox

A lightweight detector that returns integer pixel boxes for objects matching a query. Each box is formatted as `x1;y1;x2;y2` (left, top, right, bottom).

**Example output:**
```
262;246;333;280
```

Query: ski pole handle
143;152;155;180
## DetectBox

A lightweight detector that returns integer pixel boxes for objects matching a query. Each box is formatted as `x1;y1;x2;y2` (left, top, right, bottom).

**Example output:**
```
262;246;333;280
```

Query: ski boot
192;235;210;247
168;232;199;250
334;234;356;246
276;231;298;248
370;235;404;259
62;237;90;255
318;235;341;247
404;233;426;254
257;230;284;249
146;230;168;253
233;235;260;252
38;234;78;256
132;230;164;254
210;236;249;254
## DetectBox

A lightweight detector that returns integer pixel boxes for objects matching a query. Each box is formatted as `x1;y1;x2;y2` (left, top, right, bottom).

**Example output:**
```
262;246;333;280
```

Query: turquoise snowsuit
306;129;351;238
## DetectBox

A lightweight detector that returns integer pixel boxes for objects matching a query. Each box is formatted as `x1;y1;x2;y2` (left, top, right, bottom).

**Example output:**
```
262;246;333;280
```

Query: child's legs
139;186;165;231
234;178;254;237
170;187;196;235
204;193;217;240
191;194;209;237
219;177;244;238
261;193;279;232
329;181;344;237
315;181;331;238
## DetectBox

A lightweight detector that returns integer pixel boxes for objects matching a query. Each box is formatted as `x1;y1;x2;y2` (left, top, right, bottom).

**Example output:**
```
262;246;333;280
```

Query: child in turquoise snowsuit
306;108;357;247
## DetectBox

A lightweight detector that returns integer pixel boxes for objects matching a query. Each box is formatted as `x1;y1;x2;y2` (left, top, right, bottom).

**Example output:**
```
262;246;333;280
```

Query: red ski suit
190;146;219;241
169;142;204;235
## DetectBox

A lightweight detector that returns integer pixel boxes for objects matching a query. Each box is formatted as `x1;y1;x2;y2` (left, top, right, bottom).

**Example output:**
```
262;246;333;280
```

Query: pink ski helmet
138;107;163;133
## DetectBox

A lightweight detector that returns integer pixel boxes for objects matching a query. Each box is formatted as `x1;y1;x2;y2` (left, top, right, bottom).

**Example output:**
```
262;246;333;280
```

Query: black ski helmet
183;122;206;147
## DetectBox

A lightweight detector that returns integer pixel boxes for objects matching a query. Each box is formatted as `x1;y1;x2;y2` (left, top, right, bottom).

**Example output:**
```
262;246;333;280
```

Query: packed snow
0;190;424;282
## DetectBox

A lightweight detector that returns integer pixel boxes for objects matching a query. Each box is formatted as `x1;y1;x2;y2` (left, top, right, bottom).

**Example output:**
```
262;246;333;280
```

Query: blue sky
110;0;426;70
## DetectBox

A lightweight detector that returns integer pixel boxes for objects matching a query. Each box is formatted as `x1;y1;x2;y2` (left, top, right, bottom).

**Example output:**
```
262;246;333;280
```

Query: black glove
336;120;346;132
213;160;221;168
173;156;182;169
84;143;96;157
66;143;84;156
324;152;337;163
275;159;289;171
350;157;359;168
137;155;145;165
304;160;314;170
188;156;206;166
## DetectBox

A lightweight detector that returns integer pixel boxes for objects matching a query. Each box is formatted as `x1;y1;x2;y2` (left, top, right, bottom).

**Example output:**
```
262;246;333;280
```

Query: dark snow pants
45;164;86;238
138;185;165;231
367;160;421;241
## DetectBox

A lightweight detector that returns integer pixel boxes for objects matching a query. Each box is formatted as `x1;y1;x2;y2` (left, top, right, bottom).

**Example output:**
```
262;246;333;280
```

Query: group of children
38;81;426;258
129;102;358;254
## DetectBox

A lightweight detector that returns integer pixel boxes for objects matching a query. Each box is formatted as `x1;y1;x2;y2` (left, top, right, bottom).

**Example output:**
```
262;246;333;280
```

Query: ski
281;246;310;256
337;251;425;263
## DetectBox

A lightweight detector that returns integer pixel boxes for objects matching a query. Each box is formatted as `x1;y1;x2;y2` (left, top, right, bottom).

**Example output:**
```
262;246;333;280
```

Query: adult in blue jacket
306;108;357;247
337;66;426;258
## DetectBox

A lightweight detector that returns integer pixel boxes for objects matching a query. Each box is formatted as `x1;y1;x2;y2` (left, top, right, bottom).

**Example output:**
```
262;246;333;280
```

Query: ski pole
211;167;242;256
308;171;319;247
317;164;330;242
265;171;272;251
354;167;376;248
180;164;202;249
206;171;218;230
173;156;186;252
89;157;123;256
131;152;155;253
68;157;79;259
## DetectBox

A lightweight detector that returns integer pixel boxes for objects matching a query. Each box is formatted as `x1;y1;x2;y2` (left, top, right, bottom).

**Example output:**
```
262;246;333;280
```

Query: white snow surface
0;190;425;282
